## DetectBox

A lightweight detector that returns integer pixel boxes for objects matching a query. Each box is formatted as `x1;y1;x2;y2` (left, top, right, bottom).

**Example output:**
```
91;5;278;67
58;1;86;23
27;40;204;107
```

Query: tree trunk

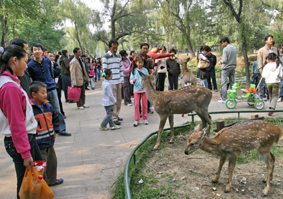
1;14;7;47
187;38;195;58
242;39;250;86
111;18;115;40
74;21;83;53
146;35;149;44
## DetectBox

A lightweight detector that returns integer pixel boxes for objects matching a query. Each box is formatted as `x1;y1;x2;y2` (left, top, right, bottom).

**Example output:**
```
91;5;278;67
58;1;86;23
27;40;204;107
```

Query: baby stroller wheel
226;99;237;109
254;100;265;110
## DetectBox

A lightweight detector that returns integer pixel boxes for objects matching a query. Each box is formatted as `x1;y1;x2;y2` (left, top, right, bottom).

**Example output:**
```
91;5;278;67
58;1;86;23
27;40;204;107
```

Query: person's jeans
279;79;283;98
206;70;217;90
221;68;235;101
101;105;115;127
47;89;66;133
156;73;166;91
123;76;132;105
200;79;208;88
61;74;71;100
97;68;101;80
89;77;95;89
168;75;178;90
4;134;43;199
267;84;280;109
259;78;269;99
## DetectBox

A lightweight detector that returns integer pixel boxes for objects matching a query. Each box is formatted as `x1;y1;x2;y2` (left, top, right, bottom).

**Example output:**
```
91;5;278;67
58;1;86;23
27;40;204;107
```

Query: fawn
175;57;197;87
138;70;212;150
184;120;283;197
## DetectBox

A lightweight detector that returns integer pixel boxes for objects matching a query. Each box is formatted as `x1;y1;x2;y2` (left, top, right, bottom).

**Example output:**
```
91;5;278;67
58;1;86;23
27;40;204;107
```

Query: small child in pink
88;65;96;90
130;56;149;127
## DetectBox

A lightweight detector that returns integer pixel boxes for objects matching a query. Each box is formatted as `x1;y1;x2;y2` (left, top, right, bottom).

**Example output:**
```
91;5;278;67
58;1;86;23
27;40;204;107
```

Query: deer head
184;124;209;155
138;70;155;89
175;57;190;65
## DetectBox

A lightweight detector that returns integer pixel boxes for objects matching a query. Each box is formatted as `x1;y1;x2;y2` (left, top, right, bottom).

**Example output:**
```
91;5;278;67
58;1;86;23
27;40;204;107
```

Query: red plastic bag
67;86;81;102
19;167;54;199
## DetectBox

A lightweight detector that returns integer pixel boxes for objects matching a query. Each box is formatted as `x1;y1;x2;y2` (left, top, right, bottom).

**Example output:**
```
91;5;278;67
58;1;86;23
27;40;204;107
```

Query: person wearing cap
120;50;132;106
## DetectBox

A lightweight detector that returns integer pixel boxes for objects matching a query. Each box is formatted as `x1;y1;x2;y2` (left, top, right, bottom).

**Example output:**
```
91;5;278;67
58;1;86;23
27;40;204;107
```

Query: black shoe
65;100;69;103
63;115;67;119
118;117;123;121
114;120;121;125
86;88;90;90
57;132;71;136
69;100;76;103
48;178;64;186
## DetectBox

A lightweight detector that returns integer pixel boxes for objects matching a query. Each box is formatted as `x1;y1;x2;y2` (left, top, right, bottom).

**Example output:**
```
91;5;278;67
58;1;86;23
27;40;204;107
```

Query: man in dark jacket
205;47;217;91
10;38;32;98
28;43;71;136
166;49;181;90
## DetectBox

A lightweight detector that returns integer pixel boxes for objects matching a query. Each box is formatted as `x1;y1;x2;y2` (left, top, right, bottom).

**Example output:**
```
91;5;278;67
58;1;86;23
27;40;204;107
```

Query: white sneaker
218;99;226;103
83;104;89;108
278;97;282;102
78;106;84;110
133;121;139;127
111;125;121;130
127;103;132;106
144;119;148;125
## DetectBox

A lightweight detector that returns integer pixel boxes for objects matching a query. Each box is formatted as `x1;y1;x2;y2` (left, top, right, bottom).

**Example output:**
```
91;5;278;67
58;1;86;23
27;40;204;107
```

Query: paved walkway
1;82;283;199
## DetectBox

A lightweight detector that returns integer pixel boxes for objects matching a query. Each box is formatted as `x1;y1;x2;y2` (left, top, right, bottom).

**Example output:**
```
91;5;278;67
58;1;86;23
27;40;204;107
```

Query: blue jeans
279;79;283;98
200;79;208;88
47;89;66;133
61;74;71;100
4;134;43;199
97;68;101;80
101;105;115;127
90;77;95;88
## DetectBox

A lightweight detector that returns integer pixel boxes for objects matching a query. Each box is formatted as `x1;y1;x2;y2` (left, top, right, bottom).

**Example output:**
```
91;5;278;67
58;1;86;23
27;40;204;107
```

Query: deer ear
138;70;145;77
186;57;191;62
201;126;209;139
194;123;202;132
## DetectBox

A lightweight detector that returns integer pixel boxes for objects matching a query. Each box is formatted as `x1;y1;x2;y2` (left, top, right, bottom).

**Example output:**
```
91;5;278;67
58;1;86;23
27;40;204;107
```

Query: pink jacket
122;57;132;77
88;69;95;78
0;71;32;159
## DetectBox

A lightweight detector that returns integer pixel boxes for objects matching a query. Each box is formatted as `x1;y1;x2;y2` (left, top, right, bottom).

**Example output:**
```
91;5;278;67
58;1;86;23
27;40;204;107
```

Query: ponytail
0;45;27;74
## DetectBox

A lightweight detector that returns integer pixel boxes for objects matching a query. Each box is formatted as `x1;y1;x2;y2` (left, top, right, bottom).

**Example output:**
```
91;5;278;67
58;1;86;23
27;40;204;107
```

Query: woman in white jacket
261;53;281;116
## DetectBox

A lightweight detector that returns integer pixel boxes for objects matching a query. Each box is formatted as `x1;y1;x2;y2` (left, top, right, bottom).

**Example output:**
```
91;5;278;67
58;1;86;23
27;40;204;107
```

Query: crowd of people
1;34;283;198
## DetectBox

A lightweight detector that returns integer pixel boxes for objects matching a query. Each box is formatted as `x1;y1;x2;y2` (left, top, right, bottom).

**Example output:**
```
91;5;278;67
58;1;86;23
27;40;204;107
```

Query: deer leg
196;110;211;137
259;151;275;197
224;156;237;193
154;116;168;150
168;114;175;144
212;156;226;183
270;152;275;182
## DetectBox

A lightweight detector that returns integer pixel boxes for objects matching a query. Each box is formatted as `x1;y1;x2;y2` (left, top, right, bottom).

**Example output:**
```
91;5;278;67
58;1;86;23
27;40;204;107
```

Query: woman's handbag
197;60;209;69
67;86;81;102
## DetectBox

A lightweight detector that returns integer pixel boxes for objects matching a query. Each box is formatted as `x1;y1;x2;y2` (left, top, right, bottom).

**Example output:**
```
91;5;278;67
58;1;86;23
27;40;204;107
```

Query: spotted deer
175;57;197;87
184;120;283;197
138;71;212;150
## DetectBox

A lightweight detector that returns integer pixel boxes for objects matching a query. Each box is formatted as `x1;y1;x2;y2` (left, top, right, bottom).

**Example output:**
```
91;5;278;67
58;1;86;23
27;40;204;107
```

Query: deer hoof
211;180;218;183
262;179;267;183
224;190;230;193
261;193;267;197
168;141;174;144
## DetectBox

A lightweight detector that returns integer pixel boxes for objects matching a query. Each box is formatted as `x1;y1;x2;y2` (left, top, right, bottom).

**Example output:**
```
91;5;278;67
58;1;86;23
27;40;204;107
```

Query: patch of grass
112;117;283;198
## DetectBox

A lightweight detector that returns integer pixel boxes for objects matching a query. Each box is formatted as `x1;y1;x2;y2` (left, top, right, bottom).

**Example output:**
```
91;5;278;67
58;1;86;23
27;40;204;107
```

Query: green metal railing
124;109;283;198
189;110;283;124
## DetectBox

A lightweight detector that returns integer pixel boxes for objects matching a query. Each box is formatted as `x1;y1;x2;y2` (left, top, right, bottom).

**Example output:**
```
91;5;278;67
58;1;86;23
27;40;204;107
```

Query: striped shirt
102;51;124;84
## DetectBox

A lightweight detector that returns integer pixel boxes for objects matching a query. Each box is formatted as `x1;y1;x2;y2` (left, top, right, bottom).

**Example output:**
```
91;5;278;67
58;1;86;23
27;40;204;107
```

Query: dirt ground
141;135;283;199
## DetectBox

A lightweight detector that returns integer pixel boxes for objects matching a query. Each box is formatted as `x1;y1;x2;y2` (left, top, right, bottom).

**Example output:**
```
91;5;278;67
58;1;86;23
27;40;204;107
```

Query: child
100;69;121;130
88;64;96;90
130;56;149;127
30;81;64;186
262;52;281;116
166;49;181;90
0;45;43;199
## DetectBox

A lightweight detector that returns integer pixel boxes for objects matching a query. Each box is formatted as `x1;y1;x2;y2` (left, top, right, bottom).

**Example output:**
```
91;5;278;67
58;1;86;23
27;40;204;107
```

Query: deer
175;57;197;87
138;70;212;150
184;120;283;197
